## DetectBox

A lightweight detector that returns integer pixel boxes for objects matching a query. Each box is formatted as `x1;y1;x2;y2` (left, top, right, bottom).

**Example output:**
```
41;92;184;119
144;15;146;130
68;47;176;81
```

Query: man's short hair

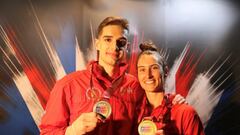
97;16;129;37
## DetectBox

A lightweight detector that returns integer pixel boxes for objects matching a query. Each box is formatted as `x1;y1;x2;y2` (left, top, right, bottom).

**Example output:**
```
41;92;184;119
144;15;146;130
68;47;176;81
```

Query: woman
136;41;205;135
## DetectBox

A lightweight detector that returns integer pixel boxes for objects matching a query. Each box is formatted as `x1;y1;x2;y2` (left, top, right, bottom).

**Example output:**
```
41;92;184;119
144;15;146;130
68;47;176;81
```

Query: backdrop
0;0;240;134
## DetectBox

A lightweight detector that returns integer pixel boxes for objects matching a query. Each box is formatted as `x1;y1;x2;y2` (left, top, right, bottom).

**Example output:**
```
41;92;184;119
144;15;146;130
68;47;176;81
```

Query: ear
164;66;169;78
95;38;100;51
125;42;130;53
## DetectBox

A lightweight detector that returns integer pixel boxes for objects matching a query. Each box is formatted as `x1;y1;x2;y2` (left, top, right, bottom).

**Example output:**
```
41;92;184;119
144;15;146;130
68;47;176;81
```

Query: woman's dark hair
137;40;169;78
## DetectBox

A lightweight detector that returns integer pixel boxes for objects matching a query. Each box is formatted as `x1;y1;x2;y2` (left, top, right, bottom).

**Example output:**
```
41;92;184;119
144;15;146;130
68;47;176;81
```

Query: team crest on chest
119;87;133;95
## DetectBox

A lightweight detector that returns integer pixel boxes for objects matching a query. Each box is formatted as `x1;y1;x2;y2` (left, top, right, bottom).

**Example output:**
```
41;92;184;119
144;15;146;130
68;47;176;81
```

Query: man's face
96;25;128;67
137;54;163;92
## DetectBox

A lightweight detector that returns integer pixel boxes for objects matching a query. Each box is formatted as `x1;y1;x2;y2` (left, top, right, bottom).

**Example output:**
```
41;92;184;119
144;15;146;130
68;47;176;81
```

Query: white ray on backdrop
187;74;224;127
29;1;66;80
165;42;191;93
86;21;97;62
0;26;44;126
187;55;231;127
75;36;87;71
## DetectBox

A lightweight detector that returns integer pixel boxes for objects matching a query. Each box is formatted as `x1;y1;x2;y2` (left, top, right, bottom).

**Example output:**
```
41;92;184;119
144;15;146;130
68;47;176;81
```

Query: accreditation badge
138;119;157;135
93;100;112;120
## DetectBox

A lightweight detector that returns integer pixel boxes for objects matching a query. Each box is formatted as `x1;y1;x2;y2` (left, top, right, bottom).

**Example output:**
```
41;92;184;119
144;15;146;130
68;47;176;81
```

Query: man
40;16;143;135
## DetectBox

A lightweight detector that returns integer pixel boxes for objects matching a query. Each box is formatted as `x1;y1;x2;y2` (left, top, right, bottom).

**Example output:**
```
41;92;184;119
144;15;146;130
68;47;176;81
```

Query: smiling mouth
145;80;155;84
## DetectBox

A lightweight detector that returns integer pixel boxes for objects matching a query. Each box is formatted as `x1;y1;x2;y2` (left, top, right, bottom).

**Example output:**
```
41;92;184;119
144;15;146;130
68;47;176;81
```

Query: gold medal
93;100;112;120
138;119;157;135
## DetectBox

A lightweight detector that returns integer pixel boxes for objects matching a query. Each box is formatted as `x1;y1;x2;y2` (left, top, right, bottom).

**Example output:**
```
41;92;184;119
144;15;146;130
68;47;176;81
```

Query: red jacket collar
138;94;173;123
87;61;128;86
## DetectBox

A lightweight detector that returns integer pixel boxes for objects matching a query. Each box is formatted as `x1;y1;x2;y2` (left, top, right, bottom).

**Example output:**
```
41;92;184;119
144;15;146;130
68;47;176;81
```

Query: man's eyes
104;38;112;42
117;39;127;48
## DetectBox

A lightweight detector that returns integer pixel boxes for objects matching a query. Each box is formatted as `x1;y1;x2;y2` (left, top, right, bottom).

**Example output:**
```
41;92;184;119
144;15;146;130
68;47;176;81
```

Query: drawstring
90;64;93;90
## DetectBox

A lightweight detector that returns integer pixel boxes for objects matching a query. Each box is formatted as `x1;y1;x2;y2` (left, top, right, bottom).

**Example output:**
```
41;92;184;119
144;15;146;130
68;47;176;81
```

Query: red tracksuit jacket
137;95;205;135
39;61;143;135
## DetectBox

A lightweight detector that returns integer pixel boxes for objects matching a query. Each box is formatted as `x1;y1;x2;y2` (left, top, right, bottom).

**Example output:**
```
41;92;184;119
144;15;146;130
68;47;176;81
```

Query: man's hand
155;129;165;135
66;112;98;135
172;94;187;105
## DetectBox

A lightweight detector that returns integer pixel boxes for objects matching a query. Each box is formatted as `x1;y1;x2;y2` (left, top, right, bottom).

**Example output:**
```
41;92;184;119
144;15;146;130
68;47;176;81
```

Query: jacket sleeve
130;80;145;135
39;82;70;135
182;106;205;135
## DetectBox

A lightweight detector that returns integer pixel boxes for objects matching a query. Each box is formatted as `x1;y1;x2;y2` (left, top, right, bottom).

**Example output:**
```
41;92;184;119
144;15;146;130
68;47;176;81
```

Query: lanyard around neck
87;64;124;100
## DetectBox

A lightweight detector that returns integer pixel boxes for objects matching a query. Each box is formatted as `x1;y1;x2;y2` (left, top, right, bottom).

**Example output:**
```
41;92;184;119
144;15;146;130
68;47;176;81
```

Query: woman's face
137;54;163;92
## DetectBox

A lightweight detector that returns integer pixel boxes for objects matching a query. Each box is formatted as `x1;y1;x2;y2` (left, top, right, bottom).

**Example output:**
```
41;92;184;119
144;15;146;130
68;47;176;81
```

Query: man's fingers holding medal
72;112;98;134
155;129;165;135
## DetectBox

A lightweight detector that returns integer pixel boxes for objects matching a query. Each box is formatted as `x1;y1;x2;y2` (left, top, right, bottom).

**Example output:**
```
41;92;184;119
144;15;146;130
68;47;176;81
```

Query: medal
93;100;112;120
138;119;157;135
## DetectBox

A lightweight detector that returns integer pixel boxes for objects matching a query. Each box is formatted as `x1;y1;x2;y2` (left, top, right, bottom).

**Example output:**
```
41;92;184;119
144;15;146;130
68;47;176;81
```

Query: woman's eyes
138;65;160;73
152;65;159;70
